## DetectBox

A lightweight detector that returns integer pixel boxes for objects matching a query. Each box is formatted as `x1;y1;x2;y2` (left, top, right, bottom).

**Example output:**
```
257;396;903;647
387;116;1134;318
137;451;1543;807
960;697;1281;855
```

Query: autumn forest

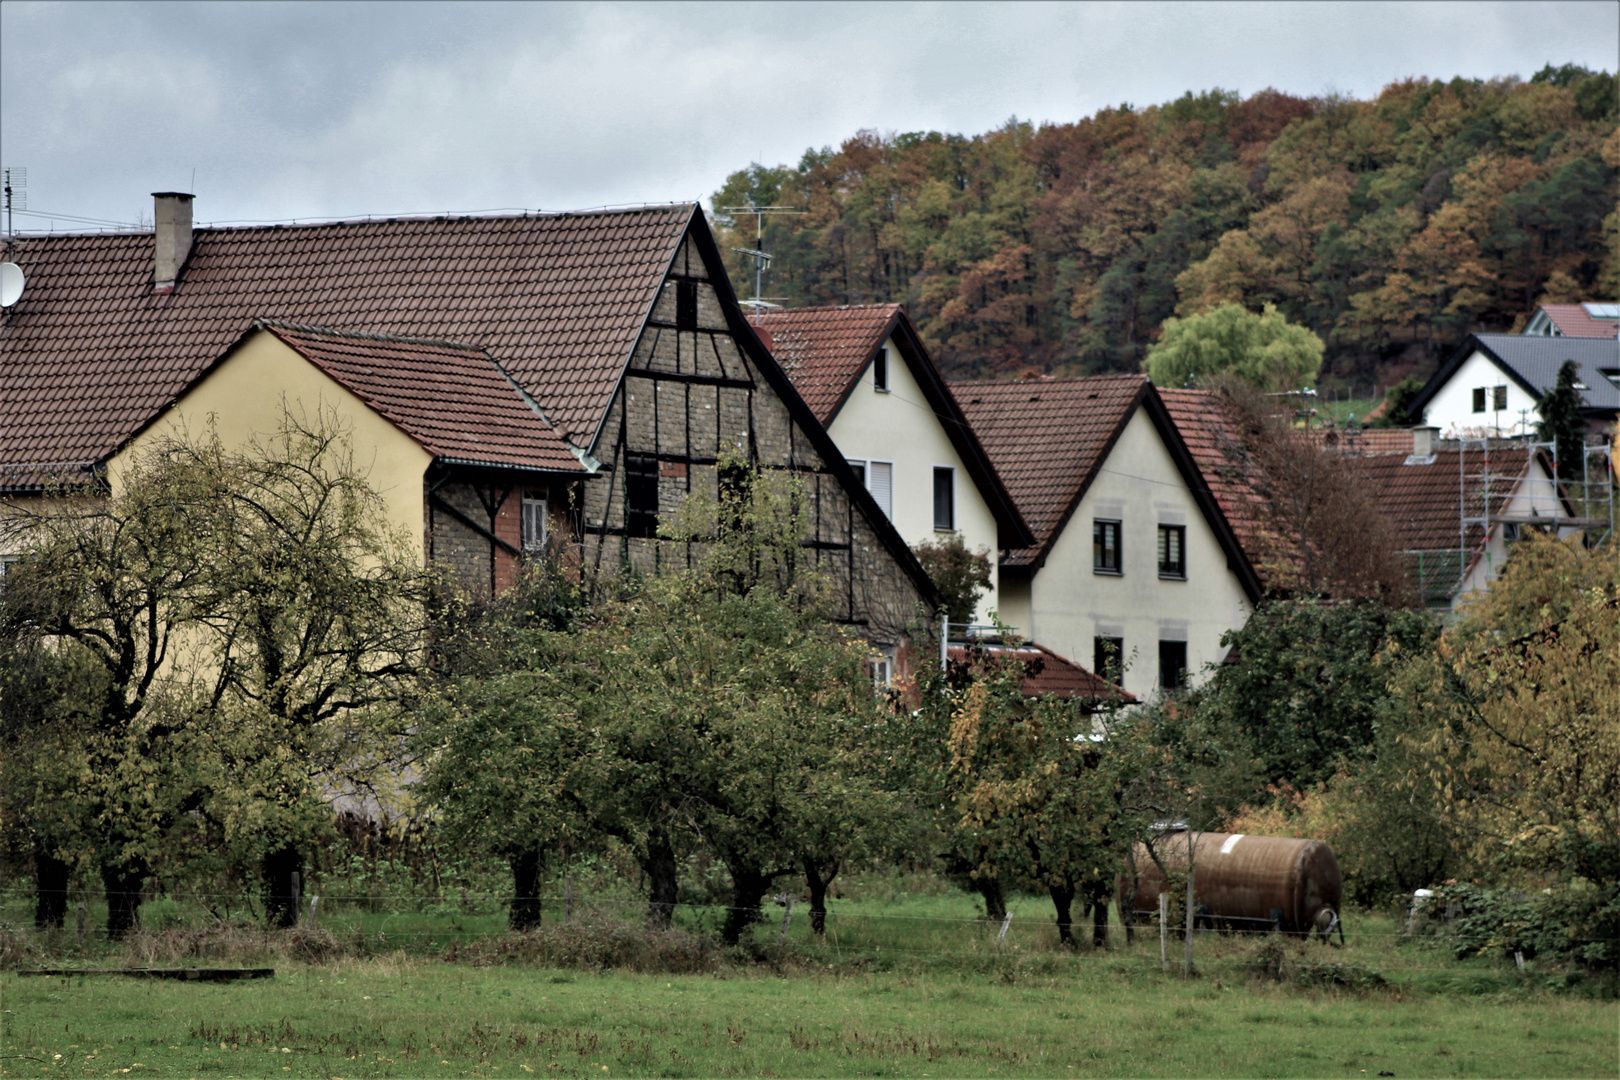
710;65;1619;395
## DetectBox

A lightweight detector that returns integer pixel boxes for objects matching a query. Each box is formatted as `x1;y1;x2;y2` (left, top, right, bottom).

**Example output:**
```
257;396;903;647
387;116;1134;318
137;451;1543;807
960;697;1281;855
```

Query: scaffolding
1406;437;1614;608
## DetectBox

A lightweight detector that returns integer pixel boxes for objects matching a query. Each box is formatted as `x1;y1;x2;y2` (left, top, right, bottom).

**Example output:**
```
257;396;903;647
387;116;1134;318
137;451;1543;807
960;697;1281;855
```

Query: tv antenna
721;201;801;322
3;167;25;248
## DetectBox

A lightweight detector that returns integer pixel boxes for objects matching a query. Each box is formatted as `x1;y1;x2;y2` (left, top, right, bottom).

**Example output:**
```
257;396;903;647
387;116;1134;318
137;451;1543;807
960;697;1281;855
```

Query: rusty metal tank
1115;831;1342;936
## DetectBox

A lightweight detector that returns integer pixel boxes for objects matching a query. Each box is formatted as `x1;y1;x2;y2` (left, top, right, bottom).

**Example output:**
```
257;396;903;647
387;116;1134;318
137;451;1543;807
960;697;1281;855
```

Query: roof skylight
1580;302;1620;319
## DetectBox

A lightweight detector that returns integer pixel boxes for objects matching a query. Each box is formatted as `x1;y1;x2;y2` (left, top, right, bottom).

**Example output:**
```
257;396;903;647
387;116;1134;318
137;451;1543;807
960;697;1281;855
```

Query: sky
2;1;1616;232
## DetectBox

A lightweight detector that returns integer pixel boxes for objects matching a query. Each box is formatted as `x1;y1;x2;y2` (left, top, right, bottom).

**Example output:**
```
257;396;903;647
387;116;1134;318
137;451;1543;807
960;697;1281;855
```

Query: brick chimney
152;192;194;293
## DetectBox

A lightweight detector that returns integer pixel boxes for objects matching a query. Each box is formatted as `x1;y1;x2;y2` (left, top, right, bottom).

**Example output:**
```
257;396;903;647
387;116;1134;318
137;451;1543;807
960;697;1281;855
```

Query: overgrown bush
443;913;719;974
1438;883;1620;971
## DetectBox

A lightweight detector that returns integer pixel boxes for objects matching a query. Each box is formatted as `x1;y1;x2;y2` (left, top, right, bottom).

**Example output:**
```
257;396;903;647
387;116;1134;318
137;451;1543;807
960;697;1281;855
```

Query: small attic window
872;348;889;392
676;280;697;331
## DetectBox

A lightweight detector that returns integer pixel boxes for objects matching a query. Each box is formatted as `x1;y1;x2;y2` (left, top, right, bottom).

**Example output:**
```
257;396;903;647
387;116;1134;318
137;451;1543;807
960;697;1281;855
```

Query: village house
752;303;1032;625
1523;301;1620;339
956;376;1262;701
0;194;935;657
1405;332;1620;439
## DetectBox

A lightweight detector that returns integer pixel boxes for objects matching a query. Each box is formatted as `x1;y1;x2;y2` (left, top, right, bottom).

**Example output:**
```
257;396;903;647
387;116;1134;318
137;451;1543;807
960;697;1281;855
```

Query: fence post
996;910;1012;952
305;895;321;931
1159;893;1168;972
776;898;794;956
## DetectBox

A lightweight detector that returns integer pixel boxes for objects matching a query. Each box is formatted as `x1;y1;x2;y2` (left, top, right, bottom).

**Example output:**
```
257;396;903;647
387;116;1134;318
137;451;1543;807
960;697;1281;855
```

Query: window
1093;519;1121;573
1093;636;1124;684
1158;640;1188;692
933;467;955;531
1472;387;1486;413
848;460;866;486
521;492;548;552
1493;385;1508;411
872;347;889;391
624;454;659;538
675;280;697;330
871;653;893;689
1157;524;1185;578
867;460;893;520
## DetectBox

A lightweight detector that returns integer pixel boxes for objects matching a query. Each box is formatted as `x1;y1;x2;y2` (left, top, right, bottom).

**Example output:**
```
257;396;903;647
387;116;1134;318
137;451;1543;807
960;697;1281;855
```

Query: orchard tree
1396;532;1620;890
1145;303;1323;392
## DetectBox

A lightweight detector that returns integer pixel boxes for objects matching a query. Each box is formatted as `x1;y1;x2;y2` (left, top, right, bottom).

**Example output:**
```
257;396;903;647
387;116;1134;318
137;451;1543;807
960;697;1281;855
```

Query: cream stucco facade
1419;349;1540;438
826;333;1002;623
1000;407;1252;701
109;332;434;561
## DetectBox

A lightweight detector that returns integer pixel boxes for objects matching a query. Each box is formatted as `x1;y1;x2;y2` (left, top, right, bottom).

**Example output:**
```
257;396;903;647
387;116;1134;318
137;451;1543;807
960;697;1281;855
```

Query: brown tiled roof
1353;448;1516;554
0;207;692;475
754;304;902;423
257;323;584;474
1305;426;1418;456
1157;388;1300;591
1537;303;1620;339
947;641;1134;702
954;375;1146;566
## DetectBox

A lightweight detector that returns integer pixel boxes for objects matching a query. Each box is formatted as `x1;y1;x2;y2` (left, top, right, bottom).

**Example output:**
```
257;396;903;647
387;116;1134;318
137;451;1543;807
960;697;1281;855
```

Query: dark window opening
873;347;889;391
1472;387;1486;413
1159;640;1188;692
1093;636;1124;685
676;280;698;331
849;460;866;486
1094;519;1122;573
1493;385;1508;410
718;460;750;536
625;454;659;538
933;467;955;531
1158;524;1185;578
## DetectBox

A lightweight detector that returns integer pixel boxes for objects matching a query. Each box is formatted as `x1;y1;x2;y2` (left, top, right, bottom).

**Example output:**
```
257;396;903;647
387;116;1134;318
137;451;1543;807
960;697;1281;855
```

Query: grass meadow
3;883;1617;1078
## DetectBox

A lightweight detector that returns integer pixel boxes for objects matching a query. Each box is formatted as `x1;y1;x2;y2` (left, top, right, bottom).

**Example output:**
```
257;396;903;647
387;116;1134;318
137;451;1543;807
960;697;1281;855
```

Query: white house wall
1422;350;1540;438
1023;407;1251;700
828;334;1002;623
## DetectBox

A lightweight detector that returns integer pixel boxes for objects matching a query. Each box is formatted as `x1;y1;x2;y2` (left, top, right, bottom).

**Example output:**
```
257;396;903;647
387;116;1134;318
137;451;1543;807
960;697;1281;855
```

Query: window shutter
868;461;892;520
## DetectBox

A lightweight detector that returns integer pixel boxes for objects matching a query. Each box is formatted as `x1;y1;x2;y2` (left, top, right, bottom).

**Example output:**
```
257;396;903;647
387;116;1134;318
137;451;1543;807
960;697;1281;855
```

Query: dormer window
872;347;889;392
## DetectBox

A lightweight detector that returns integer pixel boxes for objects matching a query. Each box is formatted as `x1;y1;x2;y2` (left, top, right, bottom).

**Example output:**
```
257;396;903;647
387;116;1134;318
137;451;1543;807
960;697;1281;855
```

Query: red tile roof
0;207;692;476
1305;426;1419;456
753;304;902;423
947;641;1134;702
1536;303;1620;339
954;375;1147;566
258;322;585;474
1157;388;1301;591
1353;448;1523;554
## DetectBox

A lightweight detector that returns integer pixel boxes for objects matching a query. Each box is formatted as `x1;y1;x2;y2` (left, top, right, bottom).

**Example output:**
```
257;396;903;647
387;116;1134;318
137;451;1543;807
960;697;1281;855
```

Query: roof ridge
256;319;488;353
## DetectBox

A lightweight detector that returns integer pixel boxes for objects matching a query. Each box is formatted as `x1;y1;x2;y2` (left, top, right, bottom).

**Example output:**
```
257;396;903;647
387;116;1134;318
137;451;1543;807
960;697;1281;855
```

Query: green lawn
4;896;1616;1078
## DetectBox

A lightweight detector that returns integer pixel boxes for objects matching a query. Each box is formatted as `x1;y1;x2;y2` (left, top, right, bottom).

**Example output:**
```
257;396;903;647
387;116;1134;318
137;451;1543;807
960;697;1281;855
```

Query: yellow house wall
109;331;434;563
827;333;1002;623
1023;407;1251;700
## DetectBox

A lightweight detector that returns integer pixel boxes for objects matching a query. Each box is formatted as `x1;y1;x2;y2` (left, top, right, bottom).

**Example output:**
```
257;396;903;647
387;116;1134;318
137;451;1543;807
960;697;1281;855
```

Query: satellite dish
0;262;23;308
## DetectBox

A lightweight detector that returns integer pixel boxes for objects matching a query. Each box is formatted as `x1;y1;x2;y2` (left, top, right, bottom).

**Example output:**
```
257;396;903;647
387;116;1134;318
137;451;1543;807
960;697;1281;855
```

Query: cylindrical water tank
1115;831;1342;935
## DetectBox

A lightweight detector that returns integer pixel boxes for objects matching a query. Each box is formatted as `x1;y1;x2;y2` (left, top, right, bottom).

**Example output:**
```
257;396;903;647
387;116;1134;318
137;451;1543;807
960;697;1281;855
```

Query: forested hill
710;67;1618;393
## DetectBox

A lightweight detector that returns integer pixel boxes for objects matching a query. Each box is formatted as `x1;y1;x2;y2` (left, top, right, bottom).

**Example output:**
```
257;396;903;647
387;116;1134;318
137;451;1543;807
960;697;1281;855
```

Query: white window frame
521;492;548;552
847;457;894;520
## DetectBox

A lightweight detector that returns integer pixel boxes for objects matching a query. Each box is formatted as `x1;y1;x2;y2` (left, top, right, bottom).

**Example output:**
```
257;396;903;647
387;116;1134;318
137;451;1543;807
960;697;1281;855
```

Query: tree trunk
100;859;147;941
263;845;303;929
35;848;70;930
803;859;837;939
643;830;679;930
1086;879;1112;949
1049;880;1077;947
721;865;777;946
976;875;1007;922
509;848;542;931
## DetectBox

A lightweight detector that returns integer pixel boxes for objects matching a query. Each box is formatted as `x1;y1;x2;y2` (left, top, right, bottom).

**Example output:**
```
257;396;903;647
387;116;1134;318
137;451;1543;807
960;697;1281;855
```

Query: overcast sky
2;1;1616;232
